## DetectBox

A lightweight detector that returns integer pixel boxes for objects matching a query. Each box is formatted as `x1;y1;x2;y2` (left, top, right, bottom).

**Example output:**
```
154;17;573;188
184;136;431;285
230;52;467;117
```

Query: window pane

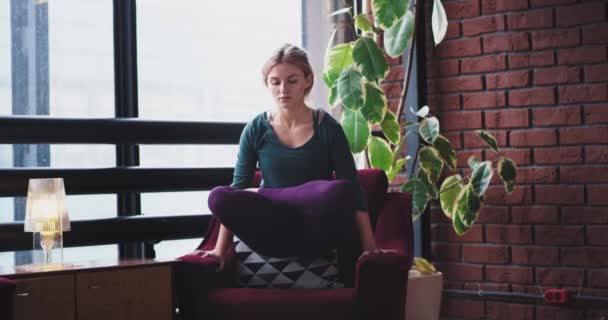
141;191;211;216
137;0;302;122
0;245;119;267
0;1;9;114
139;145;238;168
155;239;201;260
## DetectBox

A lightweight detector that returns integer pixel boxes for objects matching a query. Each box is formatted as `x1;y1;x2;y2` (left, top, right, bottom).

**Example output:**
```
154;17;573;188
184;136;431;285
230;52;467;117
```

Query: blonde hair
262;44;314;95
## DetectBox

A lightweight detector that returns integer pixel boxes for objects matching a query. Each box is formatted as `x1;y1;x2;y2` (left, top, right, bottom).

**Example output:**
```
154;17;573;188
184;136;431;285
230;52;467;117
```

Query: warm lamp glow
24;178;70;264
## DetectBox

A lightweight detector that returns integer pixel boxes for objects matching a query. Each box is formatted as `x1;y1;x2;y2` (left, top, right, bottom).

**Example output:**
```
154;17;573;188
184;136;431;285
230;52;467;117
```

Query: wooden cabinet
2;259;174;320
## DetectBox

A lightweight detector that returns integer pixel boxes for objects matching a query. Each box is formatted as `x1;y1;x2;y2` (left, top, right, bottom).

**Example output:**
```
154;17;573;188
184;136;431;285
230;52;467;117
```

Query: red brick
509;51;555;69
437;76;483;93
443;132;462;150
463;15;505;36
432;224;483;242
463;282;510;292
561;165;608;183
589;269;608;288
456;149;483;168
446;21;461;40
587;309;608;319
438;111;482;131
535;226;585;245
512;246;559;265
435;262;484;281
484;33;530;53
486;265;534;284
532;29;580;50
536;306;585;320
428;94;460;111
588;226;608;246
535;185;584;204
533;106;582;126
462;91;506;109
563;207;608;224
476;206;510;223
562;247;608;267
432;243;461;262
510;128;557;147
387;98;400;114
482;0;528;14
436;38;482;58
586;145;608;163
530;0;576;7
380;83;402;99
589;184;608;205
463;244;509;264
439;59;460;77
558;47;607;65
487;302;534;320
464;130;507;148
444;0;481;19
536;268;585;286
559;85;607;104
511;206;559;224
582;23;608;45
534;66;580;85
383;65;405;82
556;2;605;27
441;298;485;318
486;225;532;244
534;146;583;164
585;64;608;83
515;166;558;184
508;9;553;30
559;127;608;145
486;185;532;205
485;109;529;128
509;87;555;107
486;70;530;89
485;148;532;166
461;55;506;74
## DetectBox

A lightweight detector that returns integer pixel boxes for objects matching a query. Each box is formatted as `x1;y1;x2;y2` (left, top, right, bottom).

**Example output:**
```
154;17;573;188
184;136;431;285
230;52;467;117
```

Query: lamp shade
24;178;70;232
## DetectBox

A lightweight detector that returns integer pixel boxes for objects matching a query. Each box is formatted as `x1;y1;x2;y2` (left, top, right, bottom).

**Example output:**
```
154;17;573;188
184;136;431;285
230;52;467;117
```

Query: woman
197;44;390;272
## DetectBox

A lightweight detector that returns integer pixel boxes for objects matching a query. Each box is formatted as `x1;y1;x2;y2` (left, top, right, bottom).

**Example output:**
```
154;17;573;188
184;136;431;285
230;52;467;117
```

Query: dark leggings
208;179;361;259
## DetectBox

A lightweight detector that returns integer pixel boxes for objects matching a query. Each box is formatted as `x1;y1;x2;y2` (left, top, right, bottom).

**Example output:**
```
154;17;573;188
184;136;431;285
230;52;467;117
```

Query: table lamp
24;178;70;264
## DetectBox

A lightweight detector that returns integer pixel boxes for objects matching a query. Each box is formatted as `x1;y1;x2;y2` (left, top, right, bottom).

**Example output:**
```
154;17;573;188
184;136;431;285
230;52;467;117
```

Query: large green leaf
329;85;339;108
419;116;440;144
323;43;354;88
337;67;366;111
439;174;462;219
418;147;444;183
381;110;400;144
468;155;481;170
471;161;493;197
452;207;468;236
455;184;481;227
418;169;438;200
354;14;374;32
384;10;415;58
431;0;448;46
352;37;389;83
341;109;370;153
387;157;407;183
369;137;393;172
372;0;408;29
401;179;430;221
475;130;499;153
498;157;517;194
360;82;386;124
434;134;457;170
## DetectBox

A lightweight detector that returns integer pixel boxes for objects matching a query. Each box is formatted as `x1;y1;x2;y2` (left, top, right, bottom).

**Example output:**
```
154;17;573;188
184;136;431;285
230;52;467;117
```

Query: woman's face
266;63;312;109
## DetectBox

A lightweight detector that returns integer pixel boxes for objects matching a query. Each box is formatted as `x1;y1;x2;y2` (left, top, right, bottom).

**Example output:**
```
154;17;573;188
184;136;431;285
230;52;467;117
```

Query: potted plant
323;1;518;319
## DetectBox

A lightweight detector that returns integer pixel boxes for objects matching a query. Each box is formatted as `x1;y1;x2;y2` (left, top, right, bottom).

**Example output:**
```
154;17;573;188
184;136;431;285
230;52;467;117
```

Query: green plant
323;0;517;235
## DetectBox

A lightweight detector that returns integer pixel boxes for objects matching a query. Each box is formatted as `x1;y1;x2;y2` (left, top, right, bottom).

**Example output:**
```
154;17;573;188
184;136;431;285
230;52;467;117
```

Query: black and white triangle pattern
234;239;343;289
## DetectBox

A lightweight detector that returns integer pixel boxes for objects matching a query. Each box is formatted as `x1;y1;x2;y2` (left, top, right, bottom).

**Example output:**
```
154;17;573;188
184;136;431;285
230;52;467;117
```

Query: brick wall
423;0;608;318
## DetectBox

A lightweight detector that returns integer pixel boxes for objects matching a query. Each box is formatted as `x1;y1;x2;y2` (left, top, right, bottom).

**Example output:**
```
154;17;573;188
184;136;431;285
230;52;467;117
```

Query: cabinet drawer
76;265;172;320
14;274;75;320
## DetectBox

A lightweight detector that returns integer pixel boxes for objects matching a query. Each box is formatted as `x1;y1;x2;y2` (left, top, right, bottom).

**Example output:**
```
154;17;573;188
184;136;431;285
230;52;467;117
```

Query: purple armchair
0;277;15;320
175;169;414;320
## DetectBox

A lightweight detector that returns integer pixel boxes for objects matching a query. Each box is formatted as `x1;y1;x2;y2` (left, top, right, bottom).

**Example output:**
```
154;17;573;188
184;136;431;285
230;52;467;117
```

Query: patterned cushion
234;238;343;289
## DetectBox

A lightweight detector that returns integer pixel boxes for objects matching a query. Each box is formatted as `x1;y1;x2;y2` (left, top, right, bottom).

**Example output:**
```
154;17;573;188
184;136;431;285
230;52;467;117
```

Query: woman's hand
193;248;226;272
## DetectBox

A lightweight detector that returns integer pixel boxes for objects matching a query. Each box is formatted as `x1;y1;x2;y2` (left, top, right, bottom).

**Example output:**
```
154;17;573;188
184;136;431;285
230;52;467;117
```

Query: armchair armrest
355;252;410;320
374;192;414;257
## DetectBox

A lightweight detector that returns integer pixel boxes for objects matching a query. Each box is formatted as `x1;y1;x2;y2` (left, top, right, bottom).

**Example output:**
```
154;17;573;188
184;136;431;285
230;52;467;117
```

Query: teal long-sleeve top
231;110;367;211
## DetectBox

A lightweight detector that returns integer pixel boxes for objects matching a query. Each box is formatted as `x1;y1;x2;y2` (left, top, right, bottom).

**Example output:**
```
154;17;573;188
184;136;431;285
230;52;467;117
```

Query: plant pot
405;269;443;320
